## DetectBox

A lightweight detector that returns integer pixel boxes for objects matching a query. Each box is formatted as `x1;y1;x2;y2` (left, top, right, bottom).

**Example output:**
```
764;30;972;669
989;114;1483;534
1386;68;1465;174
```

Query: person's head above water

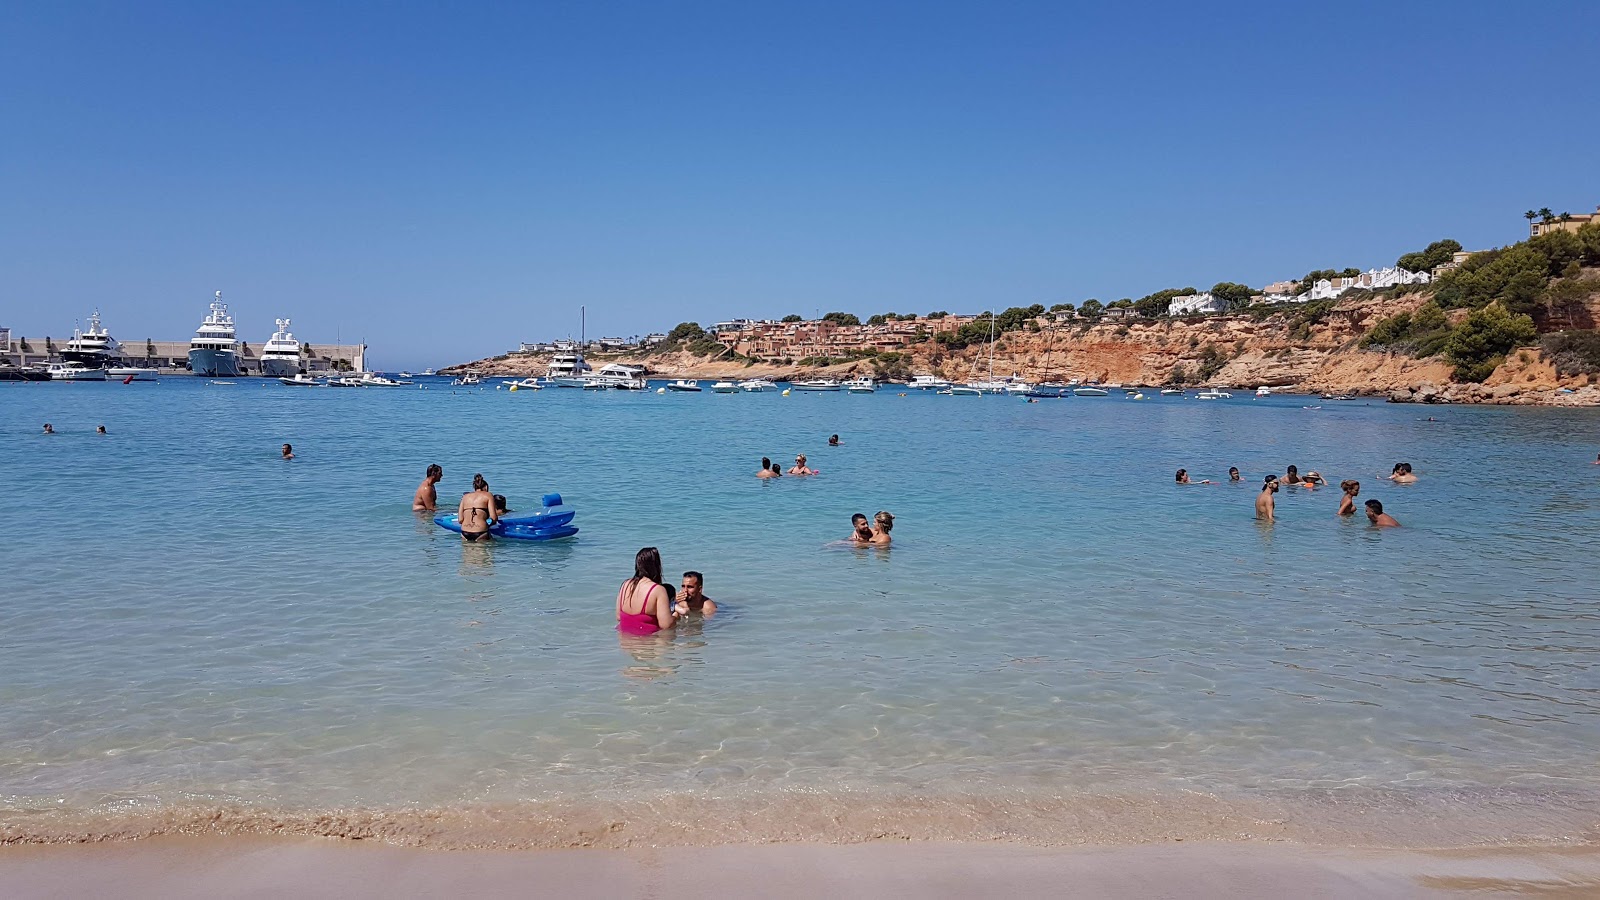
828;434;840;445
1175;469;1187;483
632;546;663;585
682;571;704;597
96;425;107;434
426;463;443;481
1341;480;1360;495
1392;463;1405;474
42;423;54;434
473;473;488;492
761;457;771;469
770;462;782;474
1262;480;1279;494
1286;465;1298;476
795;454;807;466
281;443;293;457
874;511;894;532
1228;467;1240;481
493;494;509;514
852;513;871;539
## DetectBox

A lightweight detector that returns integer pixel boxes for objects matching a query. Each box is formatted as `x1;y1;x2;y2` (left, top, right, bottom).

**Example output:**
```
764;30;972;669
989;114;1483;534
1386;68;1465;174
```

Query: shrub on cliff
1540;330;1600;377
1360;301;1450;355
1443;304;1538;382
1396;238;1461;273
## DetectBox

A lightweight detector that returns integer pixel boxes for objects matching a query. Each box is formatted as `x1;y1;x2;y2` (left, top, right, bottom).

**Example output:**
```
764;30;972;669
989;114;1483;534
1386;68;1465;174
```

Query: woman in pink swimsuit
616;547;687;634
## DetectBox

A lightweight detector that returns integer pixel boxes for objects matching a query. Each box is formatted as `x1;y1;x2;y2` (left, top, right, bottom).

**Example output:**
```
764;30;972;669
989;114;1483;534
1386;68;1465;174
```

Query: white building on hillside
1168;292;1228;316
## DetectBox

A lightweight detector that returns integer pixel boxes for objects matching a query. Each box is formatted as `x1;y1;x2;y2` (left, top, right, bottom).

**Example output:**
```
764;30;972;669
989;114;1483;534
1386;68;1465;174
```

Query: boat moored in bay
189;292;241;377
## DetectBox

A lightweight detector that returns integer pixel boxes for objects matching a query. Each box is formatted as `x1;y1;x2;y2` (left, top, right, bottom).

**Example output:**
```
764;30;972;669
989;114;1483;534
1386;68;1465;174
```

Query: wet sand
4;838;1600;899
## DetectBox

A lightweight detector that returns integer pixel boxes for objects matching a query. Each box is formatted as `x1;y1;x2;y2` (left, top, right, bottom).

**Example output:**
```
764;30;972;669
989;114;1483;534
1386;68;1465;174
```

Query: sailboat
963;315;1013;394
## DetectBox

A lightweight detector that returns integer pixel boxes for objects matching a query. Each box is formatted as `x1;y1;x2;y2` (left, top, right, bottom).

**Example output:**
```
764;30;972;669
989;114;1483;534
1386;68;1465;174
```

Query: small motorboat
667;380;702;392
791;379;842;392
451;373;482;386
359;373;409;387
1072;387;1110;397
1320;393;1358;401
739;379;774;392
46;362;107;381
1023;388;1064;398
711;381;739;393
1196;389;1233;400
1255;386;1273;398
279;373;322;387
326;376;364;387
1160;388;1184;396
106;366;158;381
844;376;877;394
508;378;542;392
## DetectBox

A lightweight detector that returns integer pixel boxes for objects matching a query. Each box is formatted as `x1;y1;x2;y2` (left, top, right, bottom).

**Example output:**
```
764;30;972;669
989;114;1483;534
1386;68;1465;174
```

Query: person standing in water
848;513;873;543
828;434;841;447
1337;480;1361;516
1366;499;1401;527
789;454;816;476
870;511;895;544
281;443;294;460
757;457;778;479
1228;467;1241;482
457;473;497;542
616;547;687;633
413;463;443;510
42;423;54;434
1256;478;1279;521
679;571;717;616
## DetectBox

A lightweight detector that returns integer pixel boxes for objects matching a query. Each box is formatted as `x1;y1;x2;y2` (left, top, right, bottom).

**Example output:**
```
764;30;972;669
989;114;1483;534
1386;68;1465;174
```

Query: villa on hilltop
1528;205;1599;238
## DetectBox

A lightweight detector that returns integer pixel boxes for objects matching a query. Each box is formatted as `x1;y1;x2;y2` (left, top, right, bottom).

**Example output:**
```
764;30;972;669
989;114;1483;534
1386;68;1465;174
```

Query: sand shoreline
4;837;1600;898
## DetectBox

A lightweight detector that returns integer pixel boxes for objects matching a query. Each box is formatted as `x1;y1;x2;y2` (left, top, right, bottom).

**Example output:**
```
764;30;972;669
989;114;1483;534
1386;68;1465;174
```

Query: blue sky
3;1;1596;367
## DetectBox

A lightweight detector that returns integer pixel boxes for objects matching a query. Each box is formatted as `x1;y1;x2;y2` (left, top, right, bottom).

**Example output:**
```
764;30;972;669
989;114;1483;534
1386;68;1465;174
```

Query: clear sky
3;1;1596;368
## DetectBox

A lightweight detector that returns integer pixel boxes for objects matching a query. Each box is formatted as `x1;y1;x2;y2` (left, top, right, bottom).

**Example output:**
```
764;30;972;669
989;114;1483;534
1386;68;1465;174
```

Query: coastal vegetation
1540;329;1600;377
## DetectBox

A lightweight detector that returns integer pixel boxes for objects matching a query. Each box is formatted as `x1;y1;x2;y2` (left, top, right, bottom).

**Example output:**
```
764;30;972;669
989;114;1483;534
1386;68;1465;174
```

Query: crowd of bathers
1176;462;1414;527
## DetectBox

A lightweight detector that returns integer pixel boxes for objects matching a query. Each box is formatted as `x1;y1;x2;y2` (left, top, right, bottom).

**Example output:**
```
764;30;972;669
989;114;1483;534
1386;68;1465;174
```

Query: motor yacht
1255;385;1273;398
1196;389;1233;400
260;318;302;378
189;292;241;377
1072;386;1110;397
908;374;951;390
545;351;592;388
359;373;408;387
791;378;842;391
667;380;702;392
451;373;482;386
711;381;739;393
61;310;121;371
738;378;775;392
844;376;877;393
46;361;107;381
588;363;646;389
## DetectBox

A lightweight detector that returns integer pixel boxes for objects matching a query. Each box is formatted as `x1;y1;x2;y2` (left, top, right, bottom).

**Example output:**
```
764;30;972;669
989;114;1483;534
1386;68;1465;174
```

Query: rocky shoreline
445;293;1600;407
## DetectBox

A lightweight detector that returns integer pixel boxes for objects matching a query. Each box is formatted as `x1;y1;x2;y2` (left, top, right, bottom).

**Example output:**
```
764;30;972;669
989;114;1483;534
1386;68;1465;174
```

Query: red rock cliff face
448;291;1600;405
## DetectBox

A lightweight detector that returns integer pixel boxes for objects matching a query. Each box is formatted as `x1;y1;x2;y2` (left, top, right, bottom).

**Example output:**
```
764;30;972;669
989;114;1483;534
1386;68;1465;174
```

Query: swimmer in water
757;457;778;479
1337;480;1360;516
96;425;107;435
1284;464;1302;485
281;443;294;460
493;494;511;517
870;510;894;545
457;473;497;542
789;454;816;476
42;423;54;434
1301;470;1327;488
1175;469;1211;485
770;462;783;477
1256;478;1279;522
680;570;716;615
848;513;873;543
413;463;443;511
1228;467;1241;482
1387;462;1417;484
1365;499;1401;527
616;547;687;633
828;434;840;447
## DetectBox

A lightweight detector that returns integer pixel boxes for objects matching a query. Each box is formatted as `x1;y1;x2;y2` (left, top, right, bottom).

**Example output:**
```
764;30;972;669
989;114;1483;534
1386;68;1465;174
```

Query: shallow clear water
3;378;1600;844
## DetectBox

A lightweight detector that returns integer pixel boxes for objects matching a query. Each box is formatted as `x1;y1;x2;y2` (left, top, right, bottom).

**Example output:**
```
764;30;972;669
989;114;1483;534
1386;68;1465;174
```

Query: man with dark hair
680;571;716;615
413;463;444;510
757;457;778;479
1256;478;1279;522
1365;499;1400;527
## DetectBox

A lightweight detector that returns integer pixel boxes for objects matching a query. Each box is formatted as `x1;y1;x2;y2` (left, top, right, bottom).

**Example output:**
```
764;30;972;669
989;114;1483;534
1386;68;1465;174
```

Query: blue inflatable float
435;492;579;541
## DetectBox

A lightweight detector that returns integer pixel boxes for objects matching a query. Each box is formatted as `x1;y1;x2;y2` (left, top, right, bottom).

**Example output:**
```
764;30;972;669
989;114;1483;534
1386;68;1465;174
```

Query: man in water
757;457;778;479
848;513;873;543
828;434;841;447
789;454;816;476
96;425;108;435
493;494;511;517
770;462;783;477
1256;478;1279;522
1365;499;1401;527
1228;467;1241;482
42;423;54;434
458;474;497;542
1388;463;1417;484
680;571;717;615
413;464;443;510
281;443;294;460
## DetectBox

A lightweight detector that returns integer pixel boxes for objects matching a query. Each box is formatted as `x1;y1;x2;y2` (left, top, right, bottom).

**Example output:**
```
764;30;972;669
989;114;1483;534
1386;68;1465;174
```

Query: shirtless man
789;454;816;476
457;473;497;542
1387;463;1417;484
42;423;54;434
413;464;443;510
757;457;778;479
1365;499;1401;527
281;443;294;460
848;513;873;543
1228;467;1241;482
96;425;107;435
1255;478;1279;522
680;571;717;615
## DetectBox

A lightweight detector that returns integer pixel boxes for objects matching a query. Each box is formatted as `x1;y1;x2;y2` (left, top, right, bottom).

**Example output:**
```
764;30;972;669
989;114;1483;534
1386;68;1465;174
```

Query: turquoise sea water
3;378;1600;845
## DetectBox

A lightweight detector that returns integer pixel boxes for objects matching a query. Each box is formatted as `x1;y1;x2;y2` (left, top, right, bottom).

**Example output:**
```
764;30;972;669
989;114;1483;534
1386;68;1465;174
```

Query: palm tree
1560;211;1572;223
1539;207;1555;223
1525;210;1537;223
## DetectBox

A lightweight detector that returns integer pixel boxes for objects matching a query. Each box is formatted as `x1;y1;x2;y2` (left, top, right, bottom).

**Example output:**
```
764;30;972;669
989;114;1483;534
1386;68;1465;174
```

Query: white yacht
545;351;592;387
1196;389;1233;400
189;292;241;377
62;310;122;370
259;318;302;378
1255;385;1273;398
106;365;158;381
908;374;951;391
947;384;982;396
359;373;408;387
1160;388;1185;395
739;378;775;392
1072;386;1110;397
421;368;436;376
844;376;877;394
46;361;108;381
279;373;321;387
791;378;842;392
451;373;482;386
711;380;739;393
589;363;646;390
508;377;543;391
667;379;702;392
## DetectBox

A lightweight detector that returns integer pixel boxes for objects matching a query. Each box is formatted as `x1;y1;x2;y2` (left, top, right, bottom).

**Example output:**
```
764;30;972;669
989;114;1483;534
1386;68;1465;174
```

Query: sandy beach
5;838;1600;899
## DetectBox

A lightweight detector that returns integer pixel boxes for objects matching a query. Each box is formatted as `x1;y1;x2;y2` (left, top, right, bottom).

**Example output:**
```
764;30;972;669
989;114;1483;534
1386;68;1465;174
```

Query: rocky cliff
447;292;1600;406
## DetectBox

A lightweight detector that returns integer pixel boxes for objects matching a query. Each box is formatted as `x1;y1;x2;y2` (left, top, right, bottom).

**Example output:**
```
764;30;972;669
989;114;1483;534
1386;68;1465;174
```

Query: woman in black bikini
458;474;497;541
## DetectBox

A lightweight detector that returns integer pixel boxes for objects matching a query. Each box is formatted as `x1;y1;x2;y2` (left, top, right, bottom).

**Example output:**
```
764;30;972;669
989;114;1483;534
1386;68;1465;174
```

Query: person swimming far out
96;425;107;435
42;423;54;434
281;443;294;460
1337;480;1361;516
616;547;688;634
1176;469;1212;485
1256;477;1279;522
457;473;497;542
1228;467;1241;482
1365;499;1401;527
828;434;841;447
789;454;816;476
413;463;443;511
757;457;778;479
